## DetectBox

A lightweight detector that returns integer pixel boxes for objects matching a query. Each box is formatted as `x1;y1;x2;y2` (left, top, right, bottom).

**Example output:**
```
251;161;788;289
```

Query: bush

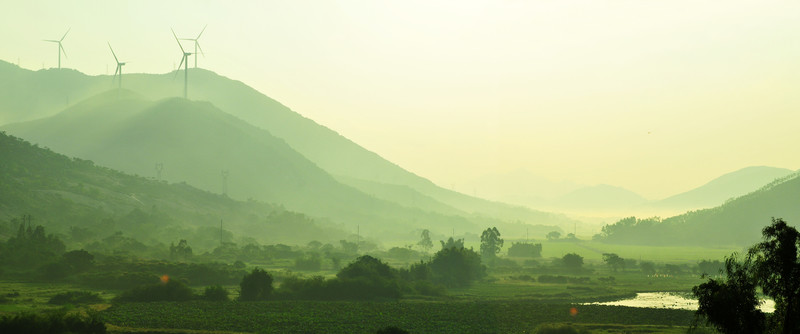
239;268;273;301
429;246;485;288
507;242;542;258
0;311;106;334
48;291;103;305
115;279;195;302
534;323;589;334
294;253;322;271
202;285;229;301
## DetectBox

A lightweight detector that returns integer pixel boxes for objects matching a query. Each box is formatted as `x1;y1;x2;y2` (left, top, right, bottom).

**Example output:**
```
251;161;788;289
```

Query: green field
101;300;700;334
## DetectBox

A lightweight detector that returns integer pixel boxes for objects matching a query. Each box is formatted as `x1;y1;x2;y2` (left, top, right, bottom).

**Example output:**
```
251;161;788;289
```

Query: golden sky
2;0;799;199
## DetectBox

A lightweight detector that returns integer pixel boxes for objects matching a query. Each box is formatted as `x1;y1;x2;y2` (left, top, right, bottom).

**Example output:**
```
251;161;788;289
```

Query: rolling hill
595;172;800;246
650;166;794;211
0;130;348;250
0;61;576;232
2;90;568;240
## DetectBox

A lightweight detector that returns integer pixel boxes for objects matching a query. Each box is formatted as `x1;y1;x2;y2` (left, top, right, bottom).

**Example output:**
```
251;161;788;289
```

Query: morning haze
1;1;799;333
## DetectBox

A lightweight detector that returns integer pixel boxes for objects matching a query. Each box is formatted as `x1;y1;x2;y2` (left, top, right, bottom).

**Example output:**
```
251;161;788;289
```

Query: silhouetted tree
417;229;433;253
429;246;485;287
546;231;561;241
748;218;800;334
640;261;656;276
169;239;192;261
439;237;464;250
692;256;765;334
238;268;273;301
602;253;625;272
507;242;542;258
561;253;583;271
480;227;503;261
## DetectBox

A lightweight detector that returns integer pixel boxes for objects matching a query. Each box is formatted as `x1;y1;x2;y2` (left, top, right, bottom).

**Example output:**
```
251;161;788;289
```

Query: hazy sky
2;1;799;199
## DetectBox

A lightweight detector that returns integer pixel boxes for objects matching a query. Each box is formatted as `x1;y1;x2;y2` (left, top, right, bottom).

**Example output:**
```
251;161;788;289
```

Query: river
583;292;775;313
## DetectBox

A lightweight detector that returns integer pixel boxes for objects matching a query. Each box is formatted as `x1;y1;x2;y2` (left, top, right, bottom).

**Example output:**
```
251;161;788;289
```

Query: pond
583;292;775;313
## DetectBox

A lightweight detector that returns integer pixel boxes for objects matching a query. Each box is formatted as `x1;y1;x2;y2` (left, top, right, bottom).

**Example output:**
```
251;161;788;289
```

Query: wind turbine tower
180;25;207;68
172;28;193;99
43;28;70;69
108;42;126;89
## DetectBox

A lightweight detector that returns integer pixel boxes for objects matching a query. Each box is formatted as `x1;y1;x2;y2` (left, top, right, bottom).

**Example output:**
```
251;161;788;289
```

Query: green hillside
3;91;562;240
0;61;576;231
0;130;347;250
595;172;800;246
650;166;794;211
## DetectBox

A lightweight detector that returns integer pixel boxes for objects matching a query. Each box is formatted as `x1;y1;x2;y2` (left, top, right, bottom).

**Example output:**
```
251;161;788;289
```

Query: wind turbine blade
174;56;185;79
196;25;207;39
196;42;205;57
171;28;185;53
43;39;58;42
60;28;71;42
113;66;119;82
108;42;119;63
60;44;68;59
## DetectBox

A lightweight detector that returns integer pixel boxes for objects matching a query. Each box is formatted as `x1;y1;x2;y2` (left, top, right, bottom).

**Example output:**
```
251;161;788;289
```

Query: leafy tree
546;231;561;241
115;279;195;302
62;249;94;272
169;240;193;262
203;285;229;301
507;242;542;258
561;253;583;271
337;255;395;281
693;218;800;334
439;237;464;250
429;246;485;287
692;256;765;334
697;260;724;276
640;261;656;276
602;253;625;272
238;268;273;301
417;229;433;253
480;227;504;260
748;218;800;334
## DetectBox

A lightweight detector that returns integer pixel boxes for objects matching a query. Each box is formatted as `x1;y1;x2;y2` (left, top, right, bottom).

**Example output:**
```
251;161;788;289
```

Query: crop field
102;300;701;334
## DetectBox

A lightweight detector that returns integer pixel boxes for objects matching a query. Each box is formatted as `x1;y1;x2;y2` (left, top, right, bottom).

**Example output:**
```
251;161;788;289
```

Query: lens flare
160;274;170;284
569;307;578;317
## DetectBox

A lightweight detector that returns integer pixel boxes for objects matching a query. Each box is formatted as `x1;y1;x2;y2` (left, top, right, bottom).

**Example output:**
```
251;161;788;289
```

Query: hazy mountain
596;172;800;246
550;184;648;213
0;130;348;249
463;169;582;207
2;91;485;237
0;61;575;232
650;166;794;211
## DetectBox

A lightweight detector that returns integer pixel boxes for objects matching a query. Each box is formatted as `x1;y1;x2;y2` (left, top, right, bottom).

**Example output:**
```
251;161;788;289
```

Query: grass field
101;300;702;334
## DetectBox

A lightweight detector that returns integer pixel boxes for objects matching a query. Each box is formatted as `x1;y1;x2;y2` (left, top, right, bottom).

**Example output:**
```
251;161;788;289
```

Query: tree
561;253;583;271
692;218;800;334
692;256;765;334
439;237;464;250
62;249;94;272
429;246;485;287
640;261;656;276
480;227;503;260
748;218;800;334
507;242;542;258
239;268;273;301
546;231;561;241
602;253;625;272
417;229;433;253
169;239;192;261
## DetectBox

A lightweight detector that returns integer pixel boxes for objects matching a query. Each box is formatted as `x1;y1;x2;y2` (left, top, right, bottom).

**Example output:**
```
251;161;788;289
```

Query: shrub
115;279;195;302
48;291;103;305
534;323;589;334
239;268;273;301
0;311;106;334
429;246;485;288
294;253;322;271
202;285;229;301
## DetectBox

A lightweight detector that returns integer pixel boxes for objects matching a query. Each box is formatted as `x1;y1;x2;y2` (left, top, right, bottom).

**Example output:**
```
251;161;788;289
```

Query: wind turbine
108;42;126;89
43;28;70;69
172;28;192;99
180;25;206;68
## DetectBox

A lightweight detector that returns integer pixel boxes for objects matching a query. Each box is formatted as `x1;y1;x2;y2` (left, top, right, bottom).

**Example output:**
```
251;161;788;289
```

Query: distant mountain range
595;170;800;246
0;61;573;239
